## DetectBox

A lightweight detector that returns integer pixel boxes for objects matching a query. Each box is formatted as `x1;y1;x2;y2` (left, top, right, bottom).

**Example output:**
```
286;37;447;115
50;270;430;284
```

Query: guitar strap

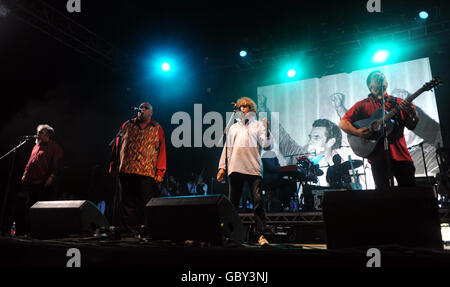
387;95;398;110
371;94;400;120
388;96;404;124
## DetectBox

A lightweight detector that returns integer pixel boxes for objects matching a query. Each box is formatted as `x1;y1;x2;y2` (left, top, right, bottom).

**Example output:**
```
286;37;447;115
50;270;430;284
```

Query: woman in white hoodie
217;97;272;245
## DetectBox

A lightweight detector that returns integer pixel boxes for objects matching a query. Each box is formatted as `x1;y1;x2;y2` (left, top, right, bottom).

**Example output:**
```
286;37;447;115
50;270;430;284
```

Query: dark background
0;0;449;228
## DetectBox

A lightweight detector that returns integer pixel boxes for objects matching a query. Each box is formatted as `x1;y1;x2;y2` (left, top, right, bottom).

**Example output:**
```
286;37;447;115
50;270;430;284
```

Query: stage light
287;69;296;78
152;55;177;77
419;11;429;19
161;62;171;72
240;50;247;57
372;50;390;63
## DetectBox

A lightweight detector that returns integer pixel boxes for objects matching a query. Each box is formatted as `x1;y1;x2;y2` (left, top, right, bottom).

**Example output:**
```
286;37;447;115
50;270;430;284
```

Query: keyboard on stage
277;164;322;182
277;165;307;181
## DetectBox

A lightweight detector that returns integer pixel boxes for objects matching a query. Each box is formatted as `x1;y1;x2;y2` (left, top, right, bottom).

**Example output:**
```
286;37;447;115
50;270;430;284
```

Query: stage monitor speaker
30;200;109;239
146;194;244;245
322;187;443;249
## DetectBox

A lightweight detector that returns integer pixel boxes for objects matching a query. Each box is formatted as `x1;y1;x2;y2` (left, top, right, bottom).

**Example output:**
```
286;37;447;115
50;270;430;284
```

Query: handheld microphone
231;102;239;111
132;107;143;113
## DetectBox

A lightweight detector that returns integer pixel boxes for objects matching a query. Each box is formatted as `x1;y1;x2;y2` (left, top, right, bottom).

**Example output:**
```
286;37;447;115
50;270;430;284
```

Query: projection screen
257;57;442;189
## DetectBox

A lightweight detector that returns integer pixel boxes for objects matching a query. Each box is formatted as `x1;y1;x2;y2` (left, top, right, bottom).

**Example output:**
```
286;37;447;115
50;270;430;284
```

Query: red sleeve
155;125;167;178
341;102;361;123
109;120;130;174
23;145;37;178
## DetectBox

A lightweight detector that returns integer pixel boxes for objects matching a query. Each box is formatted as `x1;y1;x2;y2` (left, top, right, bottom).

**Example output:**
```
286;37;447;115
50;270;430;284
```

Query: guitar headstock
423;77;442;91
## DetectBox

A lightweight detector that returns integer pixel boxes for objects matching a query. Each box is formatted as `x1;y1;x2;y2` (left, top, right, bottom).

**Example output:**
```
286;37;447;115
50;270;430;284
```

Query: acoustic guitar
347;77;442;158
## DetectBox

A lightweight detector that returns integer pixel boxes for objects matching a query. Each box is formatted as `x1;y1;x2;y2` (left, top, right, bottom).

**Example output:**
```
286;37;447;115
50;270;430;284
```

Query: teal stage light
287;69;296;78
419;11;429;19
161;62;171;71
372;50;390;63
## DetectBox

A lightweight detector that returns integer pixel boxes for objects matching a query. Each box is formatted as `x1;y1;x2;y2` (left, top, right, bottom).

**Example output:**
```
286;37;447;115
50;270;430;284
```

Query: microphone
231;102;239;111
23;135;37;139
132;107;143;113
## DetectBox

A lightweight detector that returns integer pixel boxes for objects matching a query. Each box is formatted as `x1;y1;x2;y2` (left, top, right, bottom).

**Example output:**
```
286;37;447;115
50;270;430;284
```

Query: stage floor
1;235;450;270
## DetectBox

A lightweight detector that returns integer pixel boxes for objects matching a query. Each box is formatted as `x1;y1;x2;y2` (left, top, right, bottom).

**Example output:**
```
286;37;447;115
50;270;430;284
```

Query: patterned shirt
110;119;166;179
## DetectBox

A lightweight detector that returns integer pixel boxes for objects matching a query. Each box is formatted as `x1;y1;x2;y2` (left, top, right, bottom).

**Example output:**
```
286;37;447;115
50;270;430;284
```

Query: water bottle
10;222;16;237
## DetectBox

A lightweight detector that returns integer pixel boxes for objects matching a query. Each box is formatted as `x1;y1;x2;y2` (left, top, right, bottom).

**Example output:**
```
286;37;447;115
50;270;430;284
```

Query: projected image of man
258;95;342;186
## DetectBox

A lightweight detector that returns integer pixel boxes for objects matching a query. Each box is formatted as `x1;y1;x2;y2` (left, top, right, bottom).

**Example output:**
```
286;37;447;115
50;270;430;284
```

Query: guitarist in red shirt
339;71;419;191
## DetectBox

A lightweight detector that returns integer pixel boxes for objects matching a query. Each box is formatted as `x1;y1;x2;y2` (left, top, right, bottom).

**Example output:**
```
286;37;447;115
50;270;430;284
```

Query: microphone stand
0;137;34;236
380;80;393;191
408;142;429;183
108;119;134;148
418;142;429;183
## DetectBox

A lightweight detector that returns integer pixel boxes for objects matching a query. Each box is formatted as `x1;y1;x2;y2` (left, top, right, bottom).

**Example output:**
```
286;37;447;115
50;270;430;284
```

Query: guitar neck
385;87;425;121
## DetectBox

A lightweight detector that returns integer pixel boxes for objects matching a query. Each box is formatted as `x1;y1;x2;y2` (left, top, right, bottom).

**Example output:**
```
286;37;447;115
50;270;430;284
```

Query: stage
1;236;450;269
2;210;450;270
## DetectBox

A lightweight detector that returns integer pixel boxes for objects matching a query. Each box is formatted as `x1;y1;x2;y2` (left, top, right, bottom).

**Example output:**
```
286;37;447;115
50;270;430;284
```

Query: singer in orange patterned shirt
110;102;166;237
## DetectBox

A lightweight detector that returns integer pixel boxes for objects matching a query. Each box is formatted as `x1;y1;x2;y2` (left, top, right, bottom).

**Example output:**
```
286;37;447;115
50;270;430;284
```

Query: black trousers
16;182;56;235
119;173;158;236
229;172;266;238
370;160;416;191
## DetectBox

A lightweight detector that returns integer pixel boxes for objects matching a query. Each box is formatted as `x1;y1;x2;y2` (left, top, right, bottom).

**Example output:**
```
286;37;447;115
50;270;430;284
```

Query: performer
19;124;63;234
109;102;166;237
338;71;419;190
217;97;272;245
326;154;351;189
21;125;63;203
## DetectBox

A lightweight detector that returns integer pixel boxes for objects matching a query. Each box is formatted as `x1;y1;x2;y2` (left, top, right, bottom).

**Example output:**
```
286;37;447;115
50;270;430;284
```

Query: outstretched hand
330;93;345;109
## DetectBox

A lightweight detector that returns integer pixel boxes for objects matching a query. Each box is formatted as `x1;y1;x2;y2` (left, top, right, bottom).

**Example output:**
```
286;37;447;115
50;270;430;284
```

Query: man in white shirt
217;97;272;246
